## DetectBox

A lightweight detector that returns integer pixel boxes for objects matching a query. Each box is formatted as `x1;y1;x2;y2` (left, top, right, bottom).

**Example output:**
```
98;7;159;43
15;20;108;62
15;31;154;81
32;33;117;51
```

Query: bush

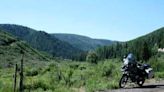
84;59;121;92
24;78;51;91
86;51;98;64
155;72;164;78
0;81;13;92
1;59;122;92
148;56;164;72
101;61;116;77
107;80;119;89
26;69;39;76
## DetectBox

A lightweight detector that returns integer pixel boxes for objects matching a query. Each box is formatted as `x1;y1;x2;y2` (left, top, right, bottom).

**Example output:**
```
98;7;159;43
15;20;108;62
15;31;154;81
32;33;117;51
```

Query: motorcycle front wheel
119;75;128;88
137;78;145;87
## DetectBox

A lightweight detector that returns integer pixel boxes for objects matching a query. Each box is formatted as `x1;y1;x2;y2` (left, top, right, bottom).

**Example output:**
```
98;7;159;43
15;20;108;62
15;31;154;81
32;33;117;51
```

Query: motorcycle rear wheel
119;75;128;88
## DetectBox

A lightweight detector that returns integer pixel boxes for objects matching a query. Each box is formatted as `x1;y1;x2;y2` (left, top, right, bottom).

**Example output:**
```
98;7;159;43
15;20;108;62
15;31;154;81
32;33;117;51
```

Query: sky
0;0;164;41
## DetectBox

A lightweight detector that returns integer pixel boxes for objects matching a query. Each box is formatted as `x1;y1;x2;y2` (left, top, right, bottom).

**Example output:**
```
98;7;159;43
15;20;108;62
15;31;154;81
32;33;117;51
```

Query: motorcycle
119;63;154;88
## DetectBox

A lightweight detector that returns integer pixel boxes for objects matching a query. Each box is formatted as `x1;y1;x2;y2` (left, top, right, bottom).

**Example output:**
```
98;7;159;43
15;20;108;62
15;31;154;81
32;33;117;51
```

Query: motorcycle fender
145;68;152;73
145;68;154;79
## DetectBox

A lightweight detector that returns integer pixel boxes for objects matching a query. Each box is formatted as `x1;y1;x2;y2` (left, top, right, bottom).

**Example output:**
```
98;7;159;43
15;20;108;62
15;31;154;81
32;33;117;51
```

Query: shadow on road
98;84;164;92
134;84;164;89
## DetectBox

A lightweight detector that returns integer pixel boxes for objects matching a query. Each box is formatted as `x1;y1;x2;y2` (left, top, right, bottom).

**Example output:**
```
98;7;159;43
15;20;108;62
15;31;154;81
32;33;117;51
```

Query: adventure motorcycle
119;63;154;88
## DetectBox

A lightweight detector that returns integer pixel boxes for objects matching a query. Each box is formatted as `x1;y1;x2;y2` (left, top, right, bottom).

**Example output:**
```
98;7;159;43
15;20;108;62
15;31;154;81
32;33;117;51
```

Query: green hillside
0;28;121;92
0;24;83;59
96;27;164;61
0;29;51;68
0;26;164;92
128;27;164;48
53;34;114;51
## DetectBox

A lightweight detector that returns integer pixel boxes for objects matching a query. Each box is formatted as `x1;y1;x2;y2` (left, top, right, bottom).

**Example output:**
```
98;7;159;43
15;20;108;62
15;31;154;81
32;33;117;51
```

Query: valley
0;25;164;92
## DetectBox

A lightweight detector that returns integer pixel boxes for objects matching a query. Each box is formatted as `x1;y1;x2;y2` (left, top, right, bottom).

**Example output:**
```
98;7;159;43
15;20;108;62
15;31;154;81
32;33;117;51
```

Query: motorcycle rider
123;53;138;75
123;53;137;66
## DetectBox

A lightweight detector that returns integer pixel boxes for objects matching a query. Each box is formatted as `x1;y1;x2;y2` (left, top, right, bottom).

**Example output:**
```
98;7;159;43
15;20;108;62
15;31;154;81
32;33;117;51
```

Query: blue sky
0;0;164;41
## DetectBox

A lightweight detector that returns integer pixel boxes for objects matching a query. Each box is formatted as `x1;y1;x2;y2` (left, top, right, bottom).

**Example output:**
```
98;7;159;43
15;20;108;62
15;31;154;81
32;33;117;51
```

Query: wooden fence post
14;64;17;92
19;51;24;92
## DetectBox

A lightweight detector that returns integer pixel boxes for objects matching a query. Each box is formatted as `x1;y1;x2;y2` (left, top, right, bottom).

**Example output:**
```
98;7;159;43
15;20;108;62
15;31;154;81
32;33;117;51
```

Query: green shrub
24;79;51;91
0;82;13;92
149;56;164;72
155;72;164;78
26;69;39;76
54;86;73;92
102;61;116;77
85;59;121;92
86;51;98;64
1;59;123;92
107;80;119;89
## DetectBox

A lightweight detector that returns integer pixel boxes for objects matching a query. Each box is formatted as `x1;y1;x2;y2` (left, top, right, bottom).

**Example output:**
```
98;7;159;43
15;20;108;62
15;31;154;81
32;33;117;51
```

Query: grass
148;53;164;79
0;59;122;92
0;53;164;92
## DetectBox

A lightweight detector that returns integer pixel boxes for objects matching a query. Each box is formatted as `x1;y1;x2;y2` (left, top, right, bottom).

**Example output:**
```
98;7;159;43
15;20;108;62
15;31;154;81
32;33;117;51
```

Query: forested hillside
0;24;83;59
53;34;114;51
96;27;164;61
0;29;50;68
0;25;164;92
0;24;163;61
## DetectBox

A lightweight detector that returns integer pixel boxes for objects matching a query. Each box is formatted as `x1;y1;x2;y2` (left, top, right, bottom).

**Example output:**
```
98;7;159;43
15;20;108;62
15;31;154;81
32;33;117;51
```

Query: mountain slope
128;27;164;48
53;33;114;51
96;27;164;61
0;24;83;59
0;29;50;68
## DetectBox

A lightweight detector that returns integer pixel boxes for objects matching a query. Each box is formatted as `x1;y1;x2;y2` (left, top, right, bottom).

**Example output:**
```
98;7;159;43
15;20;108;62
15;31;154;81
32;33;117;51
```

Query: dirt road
98;80;164;92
